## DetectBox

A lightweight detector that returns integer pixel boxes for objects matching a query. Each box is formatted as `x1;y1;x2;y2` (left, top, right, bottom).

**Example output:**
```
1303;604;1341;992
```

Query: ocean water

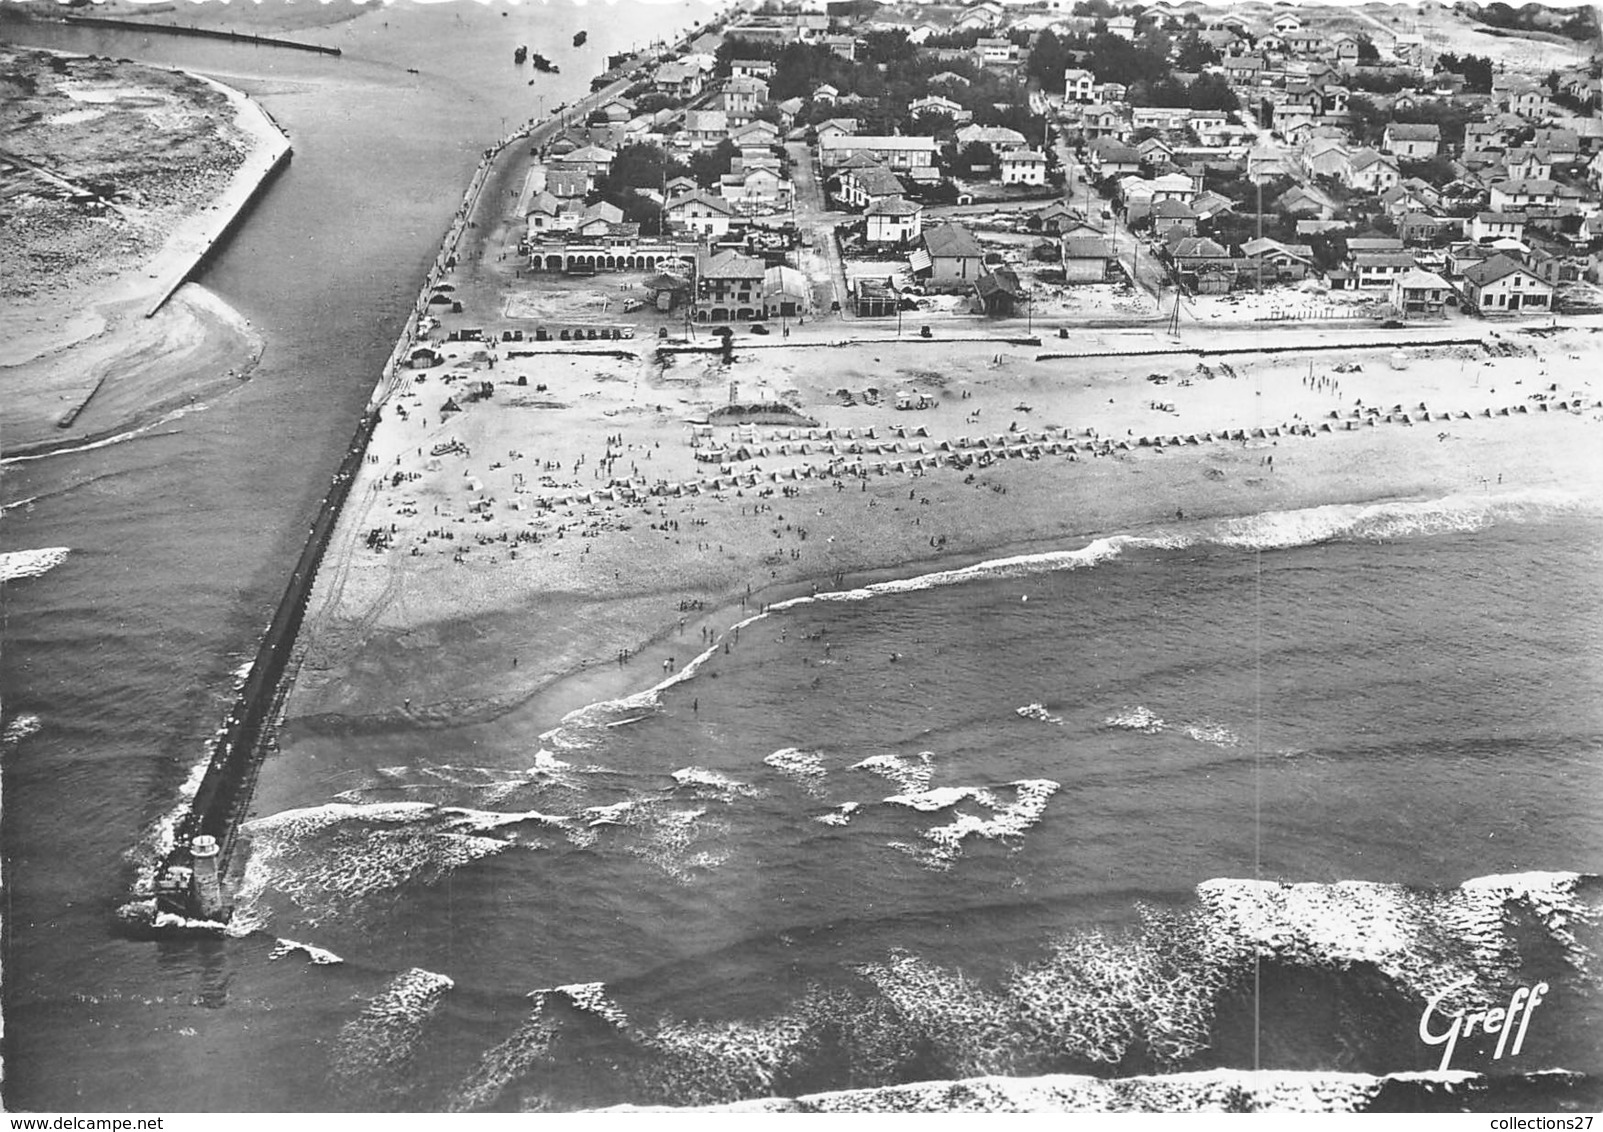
205;496;1603;1111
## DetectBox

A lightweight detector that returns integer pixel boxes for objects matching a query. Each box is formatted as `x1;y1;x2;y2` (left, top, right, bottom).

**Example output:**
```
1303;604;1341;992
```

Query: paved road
786;140;852;319
1055;138;1169;303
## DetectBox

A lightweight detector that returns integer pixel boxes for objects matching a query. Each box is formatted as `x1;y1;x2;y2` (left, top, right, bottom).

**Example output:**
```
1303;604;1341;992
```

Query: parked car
750;323;769;335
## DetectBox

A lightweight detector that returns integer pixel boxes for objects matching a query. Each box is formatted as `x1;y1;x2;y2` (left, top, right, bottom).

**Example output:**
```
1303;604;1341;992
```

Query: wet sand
1;48;287;456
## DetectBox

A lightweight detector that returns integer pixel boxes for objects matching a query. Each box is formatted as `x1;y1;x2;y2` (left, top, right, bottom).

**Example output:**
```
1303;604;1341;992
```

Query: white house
1344;148;1400;193
719;166;792;212
1382;122;1441;159
1064;68;1097;104
999;149;1048;186
1461;253;1554;314
819;134;940;171
1470;211;1527;243
666;191;735;238
1489;179;1565;210
865;195;924;245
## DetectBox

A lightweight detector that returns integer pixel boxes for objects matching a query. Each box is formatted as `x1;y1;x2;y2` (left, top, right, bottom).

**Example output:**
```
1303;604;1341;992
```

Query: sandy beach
273;51;1603;734
0;46;288;455
282;281;1603;738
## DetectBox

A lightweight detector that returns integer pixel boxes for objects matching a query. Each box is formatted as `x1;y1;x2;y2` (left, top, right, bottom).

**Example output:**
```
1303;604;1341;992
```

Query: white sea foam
1105;707;1164;733
131;740;218;882
628;807;729;883
814;802;859;827
1016;703;1062;725
1181;720;1239;748
583;800;641;827
852;751;933;795
898;780;1061;871
331;968;455;1102
269;938;345;965
437;807;571;837
672;766;758;799
1;714;42;751
1194;871;1601;1006
543;981;641;1037
885;786;999;812
0;547;70;583
445;1004;557;1113
764;747;827;795
1208;491;1591;553
229;802;512;933
149;910;227;933
771;536;1163;612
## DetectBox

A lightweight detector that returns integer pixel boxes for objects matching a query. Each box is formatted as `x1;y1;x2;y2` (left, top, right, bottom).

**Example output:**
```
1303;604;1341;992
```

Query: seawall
145;75;294;318
147;82;559;925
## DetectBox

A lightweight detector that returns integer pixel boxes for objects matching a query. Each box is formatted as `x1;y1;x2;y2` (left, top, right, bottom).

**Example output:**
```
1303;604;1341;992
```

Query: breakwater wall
145;78;294;318
152;404;382;917
60;13;341;55
150;82;561;924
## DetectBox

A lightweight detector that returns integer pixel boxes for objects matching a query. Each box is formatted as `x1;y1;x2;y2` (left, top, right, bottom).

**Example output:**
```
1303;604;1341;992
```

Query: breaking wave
330;968;455;1108
764;748;827;795
1;713;42;752
852;751;933;795
433;871;1599;1111
814;802;859;827
1105;706;1164;733
1206;490;1590;552
269;938;344;965
229;802;514;934
0;547;69;583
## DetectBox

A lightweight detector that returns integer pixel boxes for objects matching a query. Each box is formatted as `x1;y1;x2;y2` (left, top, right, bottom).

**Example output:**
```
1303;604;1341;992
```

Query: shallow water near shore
212;499;1603;1110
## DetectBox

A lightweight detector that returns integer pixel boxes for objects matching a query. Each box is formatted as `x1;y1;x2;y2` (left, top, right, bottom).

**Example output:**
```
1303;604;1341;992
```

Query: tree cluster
1132;71;1239;110
1472;3;1597;42
1436;52;1495;93
589;142;691;235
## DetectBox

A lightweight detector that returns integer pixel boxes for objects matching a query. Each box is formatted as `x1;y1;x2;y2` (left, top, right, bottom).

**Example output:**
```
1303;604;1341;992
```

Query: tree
600;143;684;196
616;191;665;236
1187;73;1239;111
1355;35;1380;64
955;141;998;177
688;139;738;188
633;92;681;116
1026;28;1068;86
1173;31;1219;72
1399;154;1458;187
1437;52;1494;94
860;29;917;67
